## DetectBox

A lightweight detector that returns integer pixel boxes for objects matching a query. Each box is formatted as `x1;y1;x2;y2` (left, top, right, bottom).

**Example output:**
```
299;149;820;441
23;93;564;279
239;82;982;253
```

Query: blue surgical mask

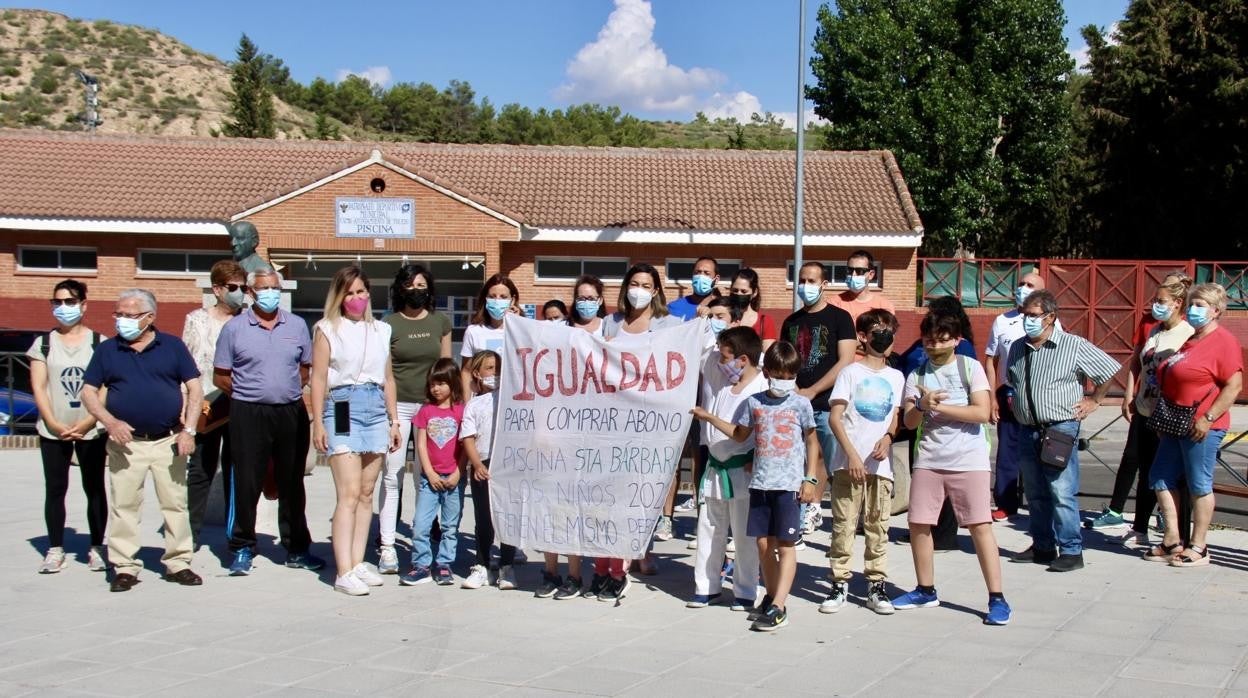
798;283;822;306
1151;302;1172;322
709;317;728;335
485;298;511;320
115;316;145;341
1016;286;1033;308
846;275;868;293
1186;305;1210;329
1023;315;1046;339
691;274;713;296
255;289;281;313
52;304;82;326
575;299;601;319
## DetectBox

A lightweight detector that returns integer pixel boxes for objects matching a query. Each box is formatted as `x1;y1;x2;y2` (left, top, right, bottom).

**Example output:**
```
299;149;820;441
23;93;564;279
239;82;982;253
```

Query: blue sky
22;0;1128;126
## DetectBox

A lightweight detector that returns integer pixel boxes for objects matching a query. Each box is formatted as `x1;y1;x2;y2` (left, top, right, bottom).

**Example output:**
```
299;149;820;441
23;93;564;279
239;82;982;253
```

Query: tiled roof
0;129;923;234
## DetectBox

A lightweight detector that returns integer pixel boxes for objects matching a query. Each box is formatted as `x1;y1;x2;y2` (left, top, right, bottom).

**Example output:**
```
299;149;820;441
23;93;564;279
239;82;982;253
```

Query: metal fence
0;351;36;435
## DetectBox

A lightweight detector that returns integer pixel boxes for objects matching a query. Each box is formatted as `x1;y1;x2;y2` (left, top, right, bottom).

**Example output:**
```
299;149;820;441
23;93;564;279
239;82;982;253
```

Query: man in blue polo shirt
214;267;323;575
667;256;720;321
82;288;203;592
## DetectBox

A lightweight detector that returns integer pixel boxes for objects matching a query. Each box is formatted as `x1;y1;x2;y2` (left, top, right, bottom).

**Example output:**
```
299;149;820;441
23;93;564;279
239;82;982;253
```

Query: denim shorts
1150;430;1225;497
324;383;388;455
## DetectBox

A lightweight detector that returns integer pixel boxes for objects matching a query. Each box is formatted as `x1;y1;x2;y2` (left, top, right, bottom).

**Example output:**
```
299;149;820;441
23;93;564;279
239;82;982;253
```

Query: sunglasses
49;298;82;307
847;267;872;276
217;283;248;293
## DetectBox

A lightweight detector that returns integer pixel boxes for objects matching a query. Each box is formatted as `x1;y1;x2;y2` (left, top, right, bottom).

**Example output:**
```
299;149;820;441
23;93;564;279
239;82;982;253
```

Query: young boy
893;312;1012;626
695;341;821;632
824;309;904;615
688;327;766;610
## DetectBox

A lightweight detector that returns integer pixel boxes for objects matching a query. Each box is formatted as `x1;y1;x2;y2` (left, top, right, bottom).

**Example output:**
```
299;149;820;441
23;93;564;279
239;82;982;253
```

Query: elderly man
214;267;322;575
82;289;202;592
984;271;1059;520
1005;290;1120;572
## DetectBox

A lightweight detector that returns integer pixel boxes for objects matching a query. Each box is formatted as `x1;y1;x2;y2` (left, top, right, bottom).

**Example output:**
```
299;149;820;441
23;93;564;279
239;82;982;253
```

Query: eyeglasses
49;298;81;307
113;311;151;320
216;283;248;293
574;296;600;303
1022;311;1050;320
847;267;871;276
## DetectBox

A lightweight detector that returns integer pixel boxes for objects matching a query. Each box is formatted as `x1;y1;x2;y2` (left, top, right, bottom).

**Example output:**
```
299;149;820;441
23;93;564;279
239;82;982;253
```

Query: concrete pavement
2;444;1248;697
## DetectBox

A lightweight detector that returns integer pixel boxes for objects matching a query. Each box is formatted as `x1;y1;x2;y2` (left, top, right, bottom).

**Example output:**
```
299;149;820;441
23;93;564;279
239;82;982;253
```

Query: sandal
1143;541;1184;562
1170;545;1210;567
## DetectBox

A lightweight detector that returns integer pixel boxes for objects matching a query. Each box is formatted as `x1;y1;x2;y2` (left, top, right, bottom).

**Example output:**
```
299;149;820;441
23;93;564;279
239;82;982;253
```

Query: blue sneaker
891;588;940;610
984;597;1012;626
685;592;722;609
284;552;326;571
400;566;432;586
228;548;254;576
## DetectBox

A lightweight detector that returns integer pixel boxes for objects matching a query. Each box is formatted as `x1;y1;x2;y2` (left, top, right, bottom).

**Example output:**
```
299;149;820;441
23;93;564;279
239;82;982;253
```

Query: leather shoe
109;572;140;592
1047;553;1085;572
1010;546;1057;564
163;569;203;586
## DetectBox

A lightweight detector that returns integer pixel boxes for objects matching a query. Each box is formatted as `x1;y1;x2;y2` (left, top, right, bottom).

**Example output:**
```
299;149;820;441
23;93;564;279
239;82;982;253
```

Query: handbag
1145;360;1214;438
1024;350;1077;469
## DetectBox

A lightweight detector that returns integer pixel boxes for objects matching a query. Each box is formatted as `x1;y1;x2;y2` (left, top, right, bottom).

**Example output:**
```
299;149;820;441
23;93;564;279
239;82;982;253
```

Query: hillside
0;8;315;137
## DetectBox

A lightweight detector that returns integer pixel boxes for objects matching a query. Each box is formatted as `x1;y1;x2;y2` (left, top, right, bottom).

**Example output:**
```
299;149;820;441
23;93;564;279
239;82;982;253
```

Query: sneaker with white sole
497;564;517;590
87;546;107;572
378;546;399;574
726;538;735;553
867;581;894;615
654;516;674;541
820;581;847;613
334;573;369;596
353;562;383;587
802;505;823;534
891;588;940;610
686;538;698;550
674;497;697;512
39;548;67;574
462;565;489;589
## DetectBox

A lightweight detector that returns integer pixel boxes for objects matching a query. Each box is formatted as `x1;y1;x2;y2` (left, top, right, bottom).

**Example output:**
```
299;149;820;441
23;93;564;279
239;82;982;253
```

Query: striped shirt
1005;329;1121;425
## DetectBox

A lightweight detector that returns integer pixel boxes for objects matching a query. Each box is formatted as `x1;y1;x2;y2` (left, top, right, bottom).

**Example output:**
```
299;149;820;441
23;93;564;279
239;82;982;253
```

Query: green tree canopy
222;34;276;138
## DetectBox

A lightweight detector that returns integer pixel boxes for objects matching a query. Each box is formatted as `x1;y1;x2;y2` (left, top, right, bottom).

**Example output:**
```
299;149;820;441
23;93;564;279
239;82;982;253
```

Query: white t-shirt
985;309;1062;386
904;356;992;472
828;362;904;481
316;318;391;388
460;390;497;460
461;323;505;359
1135;321;1195;417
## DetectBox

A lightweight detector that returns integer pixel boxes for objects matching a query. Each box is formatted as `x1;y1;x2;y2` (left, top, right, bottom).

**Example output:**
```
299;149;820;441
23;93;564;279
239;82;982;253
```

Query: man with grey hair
1005;289;1120;572
214;266;322;575
82;288;203;592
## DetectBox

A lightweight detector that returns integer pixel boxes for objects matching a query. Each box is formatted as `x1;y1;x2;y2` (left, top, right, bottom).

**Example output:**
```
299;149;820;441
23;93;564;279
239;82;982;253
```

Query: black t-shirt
779;304;856;411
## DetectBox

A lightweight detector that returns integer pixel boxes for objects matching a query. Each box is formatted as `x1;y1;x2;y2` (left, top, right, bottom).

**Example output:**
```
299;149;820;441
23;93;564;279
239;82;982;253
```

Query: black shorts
747;488;802;542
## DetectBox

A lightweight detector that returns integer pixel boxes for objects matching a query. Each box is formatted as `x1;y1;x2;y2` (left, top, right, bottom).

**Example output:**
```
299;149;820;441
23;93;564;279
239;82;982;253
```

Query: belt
131;429;176;441
701;450;753;500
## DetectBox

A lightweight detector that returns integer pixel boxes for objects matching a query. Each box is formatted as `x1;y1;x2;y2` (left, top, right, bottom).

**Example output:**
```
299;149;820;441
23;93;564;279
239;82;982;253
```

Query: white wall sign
491;317;707;557
335;197;415;238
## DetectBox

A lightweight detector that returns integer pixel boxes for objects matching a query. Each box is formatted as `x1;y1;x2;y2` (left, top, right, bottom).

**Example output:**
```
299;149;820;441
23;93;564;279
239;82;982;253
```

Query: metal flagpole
793;0;807;310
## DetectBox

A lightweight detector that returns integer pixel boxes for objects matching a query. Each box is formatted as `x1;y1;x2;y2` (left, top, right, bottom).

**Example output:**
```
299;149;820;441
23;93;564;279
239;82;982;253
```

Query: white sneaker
654;516;674;541
378;546;399;574
497;564;517;590
867;581;895;615
686;538;698;550
87;546;107;572
462;564;489;589
802;505;824;535
39;548;67;574
334;573;369;596
674;497;697;512
726;538;735;553
794;537;807;551
352;562;384;587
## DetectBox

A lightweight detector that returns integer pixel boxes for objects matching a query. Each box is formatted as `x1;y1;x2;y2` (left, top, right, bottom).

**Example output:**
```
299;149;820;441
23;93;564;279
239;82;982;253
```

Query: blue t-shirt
83;330;200;435
735;390;816;491
667;294;709;321
899;338;977;378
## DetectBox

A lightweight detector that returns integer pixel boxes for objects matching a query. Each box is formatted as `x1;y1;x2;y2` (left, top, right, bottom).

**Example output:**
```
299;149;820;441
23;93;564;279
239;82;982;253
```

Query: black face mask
405;289;430;309
868;329;895;354
729;294;752;310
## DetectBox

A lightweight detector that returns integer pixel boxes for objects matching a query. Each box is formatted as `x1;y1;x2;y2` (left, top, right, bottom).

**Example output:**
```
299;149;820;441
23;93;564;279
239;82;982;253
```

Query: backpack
912;354;993;457
38;330;102;359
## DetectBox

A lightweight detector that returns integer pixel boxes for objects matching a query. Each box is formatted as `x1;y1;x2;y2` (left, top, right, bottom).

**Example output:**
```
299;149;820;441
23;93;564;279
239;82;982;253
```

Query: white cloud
701;91;827;131
1069;22;1119;72
556;0;723;112
335;65;393;87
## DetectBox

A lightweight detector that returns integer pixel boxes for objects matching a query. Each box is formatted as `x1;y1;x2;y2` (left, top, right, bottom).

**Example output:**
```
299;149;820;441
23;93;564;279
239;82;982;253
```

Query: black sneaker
583;573;608;599
1011;546;1057;564
751;604;788;632
597;576;629;602
746;594;774;622
1047;553;1085;572
554;576;582;600
534;572;561;598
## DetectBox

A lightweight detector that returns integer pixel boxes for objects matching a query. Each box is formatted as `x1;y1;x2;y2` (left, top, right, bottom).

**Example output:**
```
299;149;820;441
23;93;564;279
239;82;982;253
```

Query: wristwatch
183;428;197;437
802;476;818;486
1202;412;1216;423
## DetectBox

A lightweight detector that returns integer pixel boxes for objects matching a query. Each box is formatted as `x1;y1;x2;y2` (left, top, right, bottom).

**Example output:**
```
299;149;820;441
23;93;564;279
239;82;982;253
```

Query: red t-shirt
414;402;464;475
1159;326;1242;431
753;313;778;341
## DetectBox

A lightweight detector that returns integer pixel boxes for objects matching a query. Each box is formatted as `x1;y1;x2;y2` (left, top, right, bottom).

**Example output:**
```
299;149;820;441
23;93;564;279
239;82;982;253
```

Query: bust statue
228;221;269;274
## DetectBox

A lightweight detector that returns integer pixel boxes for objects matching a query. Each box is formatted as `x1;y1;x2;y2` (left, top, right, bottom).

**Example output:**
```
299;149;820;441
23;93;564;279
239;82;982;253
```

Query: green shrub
47;52;68;67
38;76;58;94
2;66;18;78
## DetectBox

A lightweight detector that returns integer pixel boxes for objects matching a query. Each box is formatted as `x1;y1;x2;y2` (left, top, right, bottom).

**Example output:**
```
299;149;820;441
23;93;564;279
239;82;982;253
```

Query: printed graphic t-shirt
414;402;464;475
827;361;904;480
780;304;856;410
735;390;816;491
386;311;451;404
904;356;993;472
1134;321;1195;417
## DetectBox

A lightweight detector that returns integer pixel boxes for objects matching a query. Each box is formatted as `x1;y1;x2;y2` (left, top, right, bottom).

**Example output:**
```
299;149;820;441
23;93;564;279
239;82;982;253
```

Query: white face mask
627;287;653;309
480;375;497;390
768;378;797;397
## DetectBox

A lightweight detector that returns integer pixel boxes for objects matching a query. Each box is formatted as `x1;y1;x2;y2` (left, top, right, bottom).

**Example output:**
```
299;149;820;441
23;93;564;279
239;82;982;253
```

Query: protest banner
490;316;707;558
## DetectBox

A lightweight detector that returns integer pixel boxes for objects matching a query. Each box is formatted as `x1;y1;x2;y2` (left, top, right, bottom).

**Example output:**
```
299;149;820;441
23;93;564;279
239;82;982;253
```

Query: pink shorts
908;469;992;527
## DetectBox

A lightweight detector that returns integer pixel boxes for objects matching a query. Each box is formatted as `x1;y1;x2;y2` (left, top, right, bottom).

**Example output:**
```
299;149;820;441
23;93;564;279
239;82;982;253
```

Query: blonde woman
310;265;401;595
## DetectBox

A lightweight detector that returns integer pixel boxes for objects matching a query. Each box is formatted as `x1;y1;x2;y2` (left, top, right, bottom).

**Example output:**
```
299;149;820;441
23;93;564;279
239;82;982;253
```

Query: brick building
0;129;923;342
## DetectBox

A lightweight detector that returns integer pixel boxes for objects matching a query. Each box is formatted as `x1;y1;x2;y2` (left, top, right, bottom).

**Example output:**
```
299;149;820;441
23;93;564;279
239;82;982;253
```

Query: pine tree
223;34;276;138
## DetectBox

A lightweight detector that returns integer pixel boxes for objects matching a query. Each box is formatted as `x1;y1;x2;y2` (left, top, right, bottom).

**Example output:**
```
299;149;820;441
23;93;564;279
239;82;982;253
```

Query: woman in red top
1147;283;1243;567
729;268;777;352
